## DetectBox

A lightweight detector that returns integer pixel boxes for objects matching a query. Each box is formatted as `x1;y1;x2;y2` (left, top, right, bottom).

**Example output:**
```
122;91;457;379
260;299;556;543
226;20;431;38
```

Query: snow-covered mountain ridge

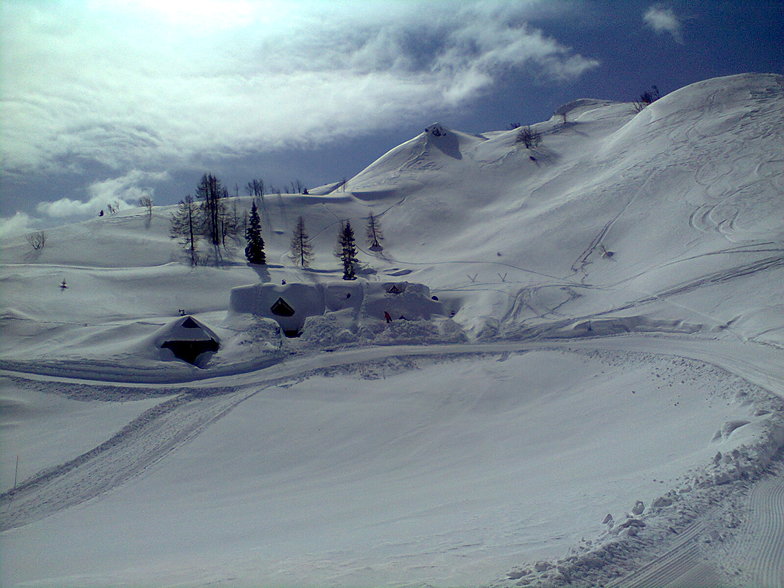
1;73;783;588
2;73;782;374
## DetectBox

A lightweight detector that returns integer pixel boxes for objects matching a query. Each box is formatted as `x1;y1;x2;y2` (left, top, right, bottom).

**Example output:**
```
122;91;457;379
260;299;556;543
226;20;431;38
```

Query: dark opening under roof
161;339;219;366
271;297;295;317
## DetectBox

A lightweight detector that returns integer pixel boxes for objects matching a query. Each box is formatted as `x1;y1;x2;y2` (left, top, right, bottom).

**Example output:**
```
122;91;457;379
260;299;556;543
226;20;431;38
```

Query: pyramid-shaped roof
271;297;296;317
155;315;220;344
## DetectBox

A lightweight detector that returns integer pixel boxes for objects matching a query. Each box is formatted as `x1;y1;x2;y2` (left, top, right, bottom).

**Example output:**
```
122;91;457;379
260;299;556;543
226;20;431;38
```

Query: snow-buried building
229;281;442;336
153;315;221;366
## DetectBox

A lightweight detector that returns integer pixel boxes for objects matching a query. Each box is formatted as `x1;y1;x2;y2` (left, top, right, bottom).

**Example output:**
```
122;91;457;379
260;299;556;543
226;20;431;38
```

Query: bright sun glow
93;0;292;30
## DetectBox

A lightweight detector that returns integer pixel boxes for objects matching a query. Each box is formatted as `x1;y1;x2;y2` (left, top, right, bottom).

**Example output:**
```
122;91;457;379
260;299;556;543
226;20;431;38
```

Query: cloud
0;211;38;237
36;197;114;219
1;0;599;178
35;171;167;218
643;5;684;43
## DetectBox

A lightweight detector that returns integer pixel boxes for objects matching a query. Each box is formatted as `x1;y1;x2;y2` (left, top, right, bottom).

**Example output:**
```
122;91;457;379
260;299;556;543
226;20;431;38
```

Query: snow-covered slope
346;74;784;343
1;73;783;587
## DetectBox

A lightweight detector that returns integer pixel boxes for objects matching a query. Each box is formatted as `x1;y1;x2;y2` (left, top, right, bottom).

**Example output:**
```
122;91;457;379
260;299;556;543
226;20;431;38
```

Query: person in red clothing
384;311;392;323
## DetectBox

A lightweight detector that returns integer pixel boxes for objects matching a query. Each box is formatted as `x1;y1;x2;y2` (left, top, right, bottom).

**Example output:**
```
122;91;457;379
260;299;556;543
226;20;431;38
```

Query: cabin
230;282;334;337
155;315;220;366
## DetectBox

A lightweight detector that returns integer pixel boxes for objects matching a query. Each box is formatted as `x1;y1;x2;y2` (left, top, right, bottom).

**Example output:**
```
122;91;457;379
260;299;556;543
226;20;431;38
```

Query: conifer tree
244;201;266;265
290;216;313;268
337;220;358;280
366;212;384;252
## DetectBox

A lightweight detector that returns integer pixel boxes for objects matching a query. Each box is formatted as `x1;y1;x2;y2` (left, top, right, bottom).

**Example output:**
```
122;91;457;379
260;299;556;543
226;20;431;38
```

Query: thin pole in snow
14;455;19;489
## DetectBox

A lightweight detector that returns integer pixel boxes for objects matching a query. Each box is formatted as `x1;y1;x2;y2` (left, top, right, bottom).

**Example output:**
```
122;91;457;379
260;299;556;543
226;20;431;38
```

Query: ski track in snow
604;465;784;588
744;473;784;588
382;239;782;338
570;168;658;279
0;386;257;532
721;469;784;588
588;254;784;334
606;519;720;588
429;241;767;338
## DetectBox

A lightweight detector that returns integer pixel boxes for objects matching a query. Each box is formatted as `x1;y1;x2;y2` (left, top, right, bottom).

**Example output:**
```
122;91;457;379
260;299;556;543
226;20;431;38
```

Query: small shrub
633;85;661;112
516;126;542;149
26;230;46;250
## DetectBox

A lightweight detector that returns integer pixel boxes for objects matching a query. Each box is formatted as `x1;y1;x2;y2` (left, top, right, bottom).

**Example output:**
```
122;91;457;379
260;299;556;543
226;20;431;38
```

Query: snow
230;281;328;333
1;73;783;587
0;379;170;491
153;315;220;343
3;350;780;587
229;280;441;337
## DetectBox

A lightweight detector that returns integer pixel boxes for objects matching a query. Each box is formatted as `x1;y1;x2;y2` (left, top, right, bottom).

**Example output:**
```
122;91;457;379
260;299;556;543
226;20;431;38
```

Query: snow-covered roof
154;315;220;345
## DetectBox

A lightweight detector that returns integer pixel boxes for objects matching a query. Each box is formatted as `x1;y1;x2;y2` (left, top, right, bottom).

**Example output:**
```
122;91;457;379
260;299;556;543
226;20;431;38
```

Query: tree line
169;174;244;266
245;177;308;197
170;173;383;280
288;211;382;279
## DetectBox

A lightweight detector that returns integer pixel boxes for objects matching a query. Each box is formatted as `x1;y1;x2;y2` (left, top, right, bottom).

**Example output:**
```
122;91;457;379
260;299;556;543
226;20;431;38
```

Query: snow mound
348;123;486;192
552;98;618;120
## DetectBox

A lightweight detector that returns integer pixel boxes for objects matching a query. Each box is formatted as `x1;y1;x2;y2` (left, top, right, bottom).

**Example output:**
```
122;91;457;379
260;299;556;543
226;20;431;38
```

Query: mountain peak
425;122;449;137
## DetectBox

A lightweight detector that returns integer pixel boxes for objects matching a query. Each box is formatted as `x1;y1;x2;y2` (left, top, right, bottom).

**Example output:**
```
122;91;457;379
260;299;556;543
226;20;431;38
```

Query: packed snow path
606;468;784;588
607;519;725;588
724;472;784;588
2;335;783;588
0;387;255;531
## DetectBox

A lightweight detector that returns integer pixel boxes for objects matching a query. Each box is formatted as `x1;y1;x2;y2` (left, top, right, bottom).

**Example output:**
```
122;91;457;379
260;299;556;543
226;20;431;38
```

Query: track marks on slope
571;217;615;275
688;204;724;234
746;473;784;588
653;255;784;299
607;520;722;588
569;167;661;279
722;470;784;588
627;468;784;588
0;387;257;531
598;255;784;316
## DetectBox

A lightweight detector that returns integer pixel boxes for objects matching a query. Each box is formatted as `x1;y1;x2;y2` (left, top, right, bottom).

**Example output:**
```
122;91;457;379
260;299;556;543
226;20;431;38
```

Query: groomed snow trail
607;518;722;588
721;468;784;588
743;473;784;588
0;386;256;532
612;467;784;588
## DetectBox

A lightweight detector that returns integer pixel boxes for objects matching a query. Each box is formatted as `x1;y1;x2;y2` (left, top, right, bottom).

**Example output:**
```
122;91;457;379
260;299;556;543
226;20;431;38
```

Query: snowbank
229;280;444;337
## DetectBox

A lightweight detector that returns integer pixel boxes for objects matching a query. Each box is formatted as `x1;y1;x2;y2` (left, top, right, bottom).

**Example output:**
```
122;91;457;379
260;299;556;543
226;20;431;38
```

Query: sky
1;0;782;234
